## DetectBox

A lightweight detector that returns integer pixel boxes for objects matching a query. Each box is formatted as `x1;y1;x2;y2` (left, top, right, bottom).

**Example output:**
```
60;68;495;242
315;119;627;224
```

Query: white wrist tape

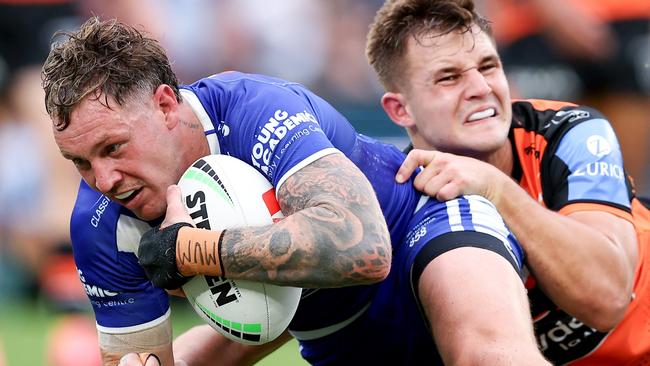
99;317;172;354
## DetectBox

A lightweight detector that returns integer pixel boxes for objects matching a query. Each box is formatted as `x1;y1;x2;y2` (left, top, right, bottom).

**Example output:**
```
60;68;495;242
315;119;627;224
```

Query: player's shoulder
513;99;609;132
182;71;324;122
71;180;149;257
184;71;307;97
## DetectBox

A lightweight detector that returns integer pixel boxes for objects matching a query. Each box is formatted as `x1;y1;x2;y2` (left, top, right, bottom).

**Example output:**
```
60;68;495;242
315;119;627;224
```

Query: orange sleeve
558;202;634;223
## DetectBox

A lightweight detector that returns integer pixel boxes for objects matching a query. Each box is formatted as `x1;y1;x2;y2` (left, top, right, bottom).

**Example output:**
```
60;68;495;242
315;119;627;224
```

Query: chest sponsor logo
528;284;607;364
251;109;319;176
535;313;607;364
78;269;118;298
573;161;624;180
79;269;140;308
586;135;612;158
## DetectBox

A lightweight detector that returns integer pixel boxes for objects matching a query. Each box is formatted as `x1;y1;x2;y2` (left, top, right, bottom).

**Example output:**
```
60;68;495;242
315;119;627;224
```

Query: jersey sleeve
186;74;353;191
546;115;631;214
401;195;525;293
71;181;170;333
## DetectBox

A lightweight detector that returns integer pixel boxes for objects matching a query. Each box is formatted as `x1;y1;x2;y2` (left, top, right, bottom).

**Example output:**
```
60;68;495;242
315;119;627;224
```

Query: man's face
399;27;512;158
54;94;185;220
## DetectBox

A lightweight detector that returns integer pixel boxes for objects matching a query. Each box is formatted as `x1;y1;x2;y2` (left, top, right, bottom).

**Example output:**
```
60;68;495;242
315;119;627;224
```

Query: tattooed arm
154;153;391;288
221;153;391;287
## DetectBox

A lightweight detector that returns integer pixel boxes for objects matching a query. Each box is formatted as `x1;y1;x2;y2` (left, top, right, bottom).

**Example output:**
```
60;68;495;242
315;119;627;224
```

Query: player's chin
132;202;166;221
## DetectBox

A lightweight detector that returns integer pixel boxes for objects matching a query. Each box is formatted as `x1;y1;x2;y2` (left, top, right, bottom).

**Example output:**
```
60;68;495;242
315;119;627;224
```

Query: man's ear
381;92;415;128
153;84;179;129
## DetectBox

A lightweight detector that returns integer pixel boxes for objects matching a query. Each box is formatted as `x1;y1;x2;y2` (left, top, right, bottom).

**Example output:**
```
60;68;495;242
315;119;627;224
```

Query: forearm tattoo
220;154;391;288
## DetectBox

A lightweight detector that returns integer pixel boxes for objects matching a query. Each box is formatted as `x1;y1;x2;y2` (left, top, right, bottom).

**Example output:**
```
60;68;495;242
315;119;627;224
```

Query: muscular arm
173;326;292;366
421;247;549;365
219;153;390;287
399;150;638;330
488;176;637;330
169;153;391;288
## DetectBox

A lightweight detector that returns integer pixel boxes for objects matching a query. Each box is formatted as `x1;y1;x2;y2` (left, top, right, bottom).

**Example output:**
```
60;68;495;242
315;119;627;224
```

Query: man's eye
480;64;497;72
107;143;121;154
72;158;90;170
437;74;459;83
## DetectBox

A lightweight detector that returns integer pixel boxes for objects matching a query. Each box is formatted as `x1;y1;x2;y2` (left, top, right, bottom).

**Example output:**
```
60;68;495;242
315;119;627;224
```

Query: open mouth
115;188;142;204
467;108;496;122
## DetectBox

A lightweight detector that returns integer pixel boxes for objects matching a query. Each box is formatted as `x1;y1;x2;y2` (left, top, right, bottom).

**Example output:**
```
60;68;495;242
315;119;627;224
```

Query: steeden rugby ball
178;154;301;345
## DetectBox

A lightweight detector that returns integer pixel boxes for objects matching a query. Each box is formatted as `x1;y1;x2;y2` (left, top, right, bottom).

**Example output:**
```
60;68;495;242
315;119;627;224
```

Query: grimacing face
400;27;512;159
53;93;187;220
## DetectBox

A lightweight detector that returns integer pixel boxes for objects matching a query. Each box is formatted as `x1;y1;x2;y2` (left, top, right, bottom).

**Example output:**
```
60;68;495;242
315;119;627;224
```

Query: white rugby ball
178;154;301;345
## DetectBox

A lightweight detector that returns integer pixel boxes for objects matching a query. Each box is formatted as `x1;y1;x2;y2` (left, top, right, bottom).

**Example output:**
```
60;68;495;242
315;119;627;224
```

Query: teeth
468;108;495;122
115;190;135;200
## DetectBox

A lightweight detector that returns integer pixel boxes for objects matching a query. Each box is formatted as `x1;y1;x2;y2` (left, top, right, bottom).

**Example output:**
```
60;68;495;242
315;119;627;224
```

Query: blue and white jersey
71;72;419;333
293;195;524;365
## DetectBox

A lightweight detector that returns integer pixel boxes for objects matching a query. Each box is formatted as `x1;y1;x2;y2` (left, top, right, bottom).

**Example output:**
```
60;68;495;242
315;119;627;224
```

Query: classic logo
91;196;111;228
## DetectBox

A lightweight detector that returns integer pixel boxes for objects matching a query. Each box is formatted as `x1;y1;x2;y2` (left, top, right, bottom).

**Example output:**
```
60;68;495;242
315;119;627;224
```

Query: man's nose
93;160;120;194
463;68;492;98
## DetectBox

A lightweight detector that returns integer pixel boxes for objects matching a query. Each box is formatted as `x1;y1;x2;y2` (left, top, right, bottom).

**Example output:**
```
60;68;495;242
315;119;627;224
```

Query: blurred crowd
0;0;647;365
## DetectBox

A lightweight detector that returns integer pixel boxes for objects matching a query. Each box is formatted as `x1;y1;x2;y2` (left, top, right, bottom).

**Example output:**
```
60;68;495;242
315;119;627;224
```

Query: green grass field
0;299;308;366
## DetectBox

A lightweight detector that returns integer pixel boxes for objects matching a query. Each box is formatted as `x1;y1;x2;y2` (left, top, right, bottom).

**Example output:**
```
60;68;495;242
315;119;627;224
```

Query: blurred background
0;1;647;365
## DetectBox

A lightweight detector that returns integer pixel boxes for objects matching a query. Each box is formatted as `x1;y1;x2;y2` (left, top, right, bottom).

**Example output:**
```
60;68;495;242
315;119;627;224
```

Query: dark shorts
500;19;650;100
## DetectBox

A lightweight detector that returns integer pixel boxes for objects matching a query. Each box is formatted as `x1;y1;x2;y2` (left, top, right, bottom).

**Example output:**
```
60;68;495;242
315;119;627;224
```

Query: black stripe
411;231;521;303
243;333;262;342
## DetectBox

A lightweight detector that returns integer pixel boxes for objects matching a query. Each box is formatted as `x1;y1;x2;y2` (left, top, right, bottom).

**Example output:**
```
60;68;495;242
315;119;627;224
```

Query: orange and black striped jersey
511;99;650;365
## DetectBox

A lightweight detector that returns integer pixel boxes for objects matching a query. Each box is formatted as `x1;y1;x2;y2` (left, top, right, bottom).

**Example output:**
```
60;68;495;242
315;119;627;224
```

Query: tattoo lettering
180;120;201;129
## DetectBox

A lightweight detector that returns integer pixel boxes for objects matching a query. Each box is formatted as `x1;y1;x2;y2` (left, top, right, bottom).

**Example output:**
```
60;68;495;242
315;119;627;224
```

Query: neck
179;102;211;162
484;142;513;176
409;132;514;176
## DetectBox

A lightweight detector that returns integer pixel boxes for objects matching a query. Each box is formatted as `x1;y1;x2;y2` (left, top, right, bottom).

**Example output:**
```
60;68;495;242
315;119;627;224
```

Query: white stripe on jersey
465;195;521;267
180;89;221;154
116;214;154;256
445;198;465;231
275;148;341;192
465;195;510;240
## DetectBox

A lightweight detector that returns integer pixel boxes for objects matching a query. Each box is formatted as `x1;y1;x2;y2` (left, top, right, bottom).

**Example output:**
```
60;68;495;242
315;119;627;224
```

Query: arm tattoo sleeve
219;154;391;288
